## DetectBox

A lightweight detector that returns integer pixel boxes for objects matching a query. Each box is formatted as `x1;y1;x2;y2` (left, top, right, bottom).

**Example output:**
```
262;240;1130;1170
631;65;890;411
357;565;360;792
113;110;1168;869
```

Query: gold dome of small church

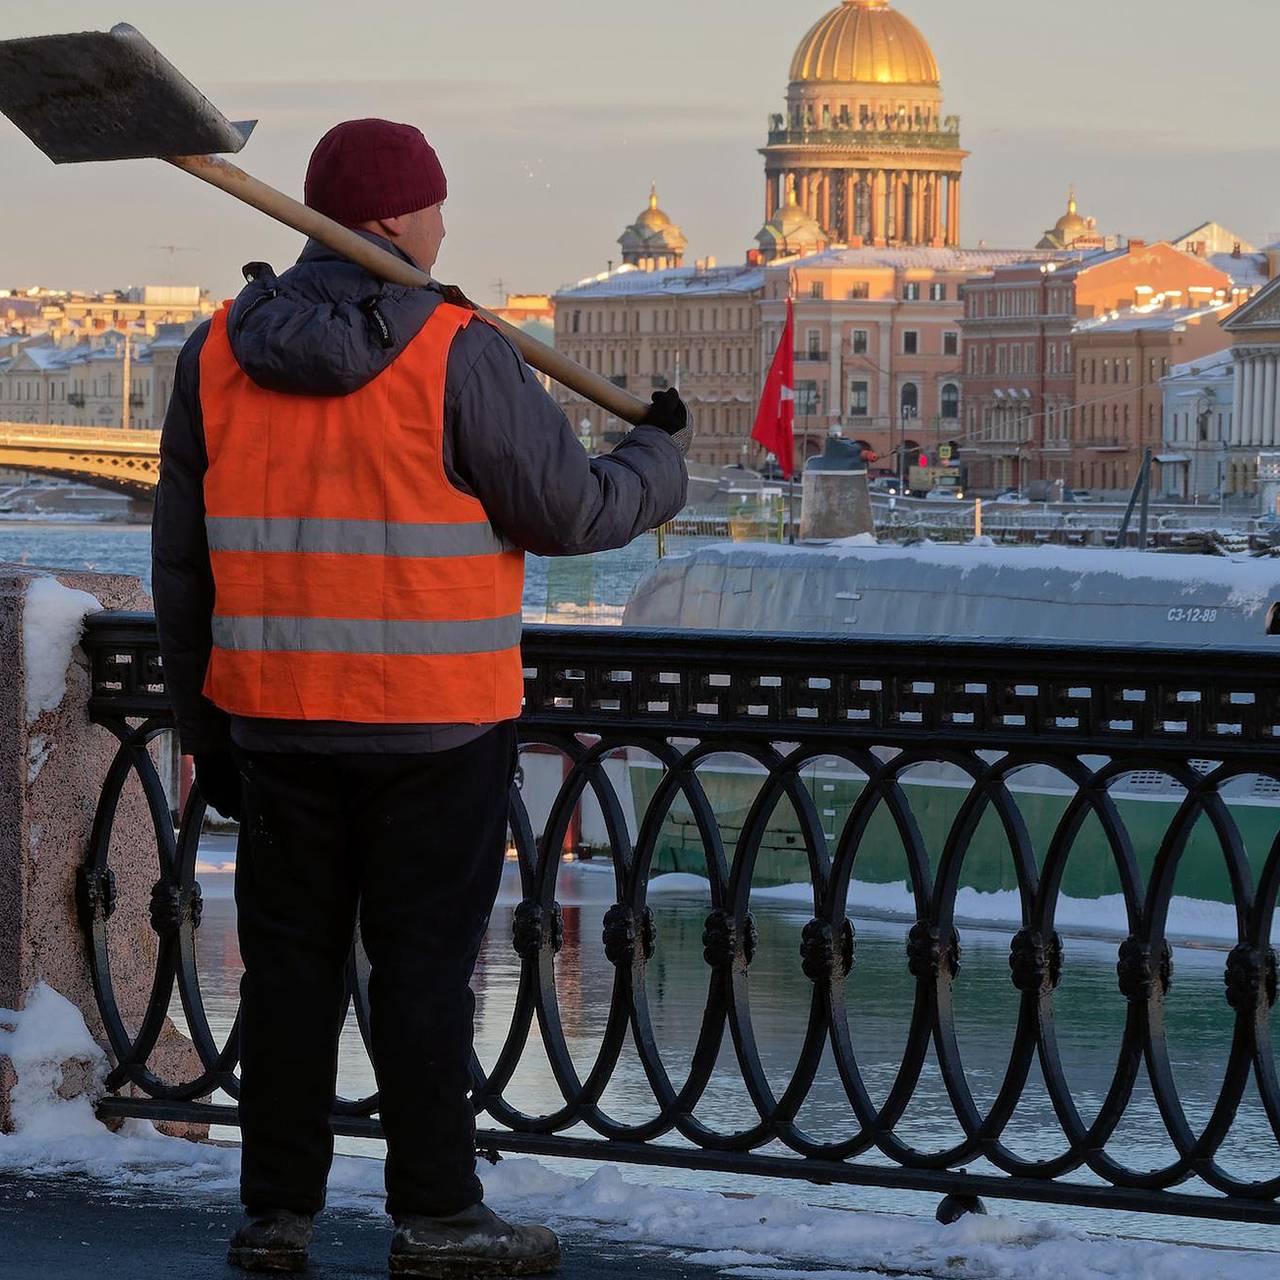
1038;188;1098;250
789;0;940;86
635;183;674;232
618;182;687;271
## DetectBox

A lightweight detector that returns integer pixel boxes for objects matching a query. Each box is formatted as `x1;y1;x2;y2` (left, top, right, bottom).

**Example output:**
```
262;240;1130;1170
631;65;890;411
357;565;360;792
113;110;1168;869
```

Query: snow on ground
0;983;105;1141
22;574;101;723
647;872;1269;946
1;983;1276;1278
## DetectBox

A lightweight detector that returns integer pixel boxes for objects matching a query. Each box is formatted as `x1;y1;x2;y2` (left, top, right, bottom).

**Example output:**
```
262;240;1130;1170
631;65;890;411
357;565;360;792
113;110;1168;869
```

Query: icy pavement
5;1164;1279;1280
0;1170;681;1279
4;985;1280;1278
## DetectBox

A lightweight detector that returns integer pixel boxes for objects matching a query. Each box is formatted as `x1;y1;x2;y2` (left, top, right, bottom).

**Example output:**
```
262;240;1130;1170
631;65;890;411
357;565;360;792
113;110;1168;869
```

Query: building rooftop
556;264;764;300
1210;251;1271;291
1162;347;1235;382
783;245;1065;272
1074;300;1233;335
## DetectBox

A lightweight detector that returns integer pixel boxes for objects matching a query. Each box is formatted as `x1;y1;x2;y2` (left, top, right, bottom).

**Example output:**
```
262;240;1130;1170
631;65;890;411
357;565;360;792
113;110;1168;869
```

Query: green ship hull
630;765;1279;905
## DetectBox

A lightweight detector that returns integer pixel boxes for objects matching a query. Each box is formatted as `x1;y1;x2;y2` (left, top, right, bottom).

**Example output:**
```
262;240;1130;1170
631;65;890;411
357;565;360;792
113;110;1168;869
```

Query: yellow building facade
553;265;763;466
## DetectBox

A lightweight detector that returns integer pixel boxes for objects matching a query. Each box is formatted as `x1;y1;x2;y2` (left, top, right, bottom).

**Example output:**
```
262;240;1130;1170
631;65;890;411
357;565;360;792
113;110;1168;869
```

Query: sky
1;0;1278;303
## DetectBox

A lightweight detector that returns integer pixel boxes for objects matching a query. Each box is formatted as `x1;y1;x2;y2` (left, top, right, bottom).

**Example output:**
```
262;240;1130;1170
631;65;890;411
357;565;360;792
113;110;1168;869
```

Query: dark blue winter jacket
152;232;687;754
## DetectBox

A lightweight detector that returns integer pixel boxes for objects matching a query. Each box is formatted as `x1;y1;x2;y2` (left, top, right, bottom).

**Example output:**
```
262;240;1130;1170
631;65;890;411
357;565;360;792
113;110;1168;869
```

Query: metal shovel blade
0;22;254;163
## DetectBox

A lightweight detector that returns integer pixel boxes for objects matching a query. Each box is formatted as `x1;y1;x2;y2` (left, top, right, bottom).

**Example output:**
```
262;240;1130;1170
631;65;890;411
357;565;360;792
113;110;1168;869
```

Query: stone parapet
0;565;199;1130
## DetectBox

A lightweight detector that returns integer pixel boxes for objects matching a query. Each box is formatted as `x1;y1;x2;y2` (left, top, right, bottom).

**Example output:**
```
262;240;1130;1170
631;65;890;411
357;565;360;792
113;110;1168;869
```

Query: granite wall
0;565;201;1130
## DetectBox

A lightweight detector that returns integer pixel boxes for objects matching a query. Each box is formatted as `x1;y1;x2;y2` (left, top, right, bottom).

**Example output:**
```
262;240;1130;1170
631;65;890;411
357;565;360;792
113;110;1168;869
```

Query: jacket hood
225;231;444;396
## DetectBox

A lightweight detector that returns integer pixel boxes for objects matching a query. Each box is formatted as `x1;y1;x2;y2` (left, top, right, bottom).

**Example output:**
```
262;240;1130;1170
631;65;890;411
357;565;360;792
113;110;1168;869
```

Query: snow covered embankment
0;988;1274;1279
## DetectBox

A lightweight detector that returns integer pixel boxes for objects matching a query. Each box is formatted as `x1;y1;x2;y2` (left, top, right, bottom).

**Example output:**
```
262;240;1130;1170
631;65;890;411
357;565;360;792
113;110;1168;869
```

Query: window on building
796;380;820;415
852;329;869;354
1048;345;1058;375
903;331;919;355
1025;343;1035;374
807;329;822;358
903;282;921;301
571;311;580;334
849;281;869;300
941;383;960;419
943;331;959;356
996;345;1007;374
968;346;978;374
900;383;919;417
930;283;947;302
810;281;825;300
1012;346;1023;374
848;379;870;416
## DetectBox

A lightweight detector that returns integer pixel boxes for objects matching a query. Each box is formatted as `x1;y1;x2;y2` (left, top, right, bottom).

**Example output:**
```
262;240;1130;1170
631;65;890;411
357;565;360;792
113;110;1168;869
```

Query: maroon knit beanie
304;119;447;227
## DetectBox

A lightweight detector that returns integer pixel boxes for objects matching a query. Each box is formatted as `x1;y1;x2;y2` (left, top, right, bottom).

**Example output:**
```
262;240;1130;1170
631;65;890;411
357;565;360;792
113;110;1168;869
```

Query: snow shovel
0;22;650;426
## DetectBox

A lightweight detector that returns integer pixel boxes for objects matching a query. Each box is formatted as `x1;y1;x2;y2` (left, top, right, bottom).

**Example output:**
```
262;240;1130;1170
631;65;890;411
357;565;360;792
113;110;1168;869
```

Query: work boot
389;1203;560;1277
227;1210;315;1273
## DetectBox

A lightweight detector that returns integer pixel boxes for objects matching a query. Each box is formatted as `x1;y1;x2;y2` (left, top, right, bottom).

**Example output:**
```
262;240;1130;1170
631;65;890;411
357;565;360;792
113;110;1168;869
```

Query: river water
10;519;1280;1252
185;858;1280;1253
0;519;700;620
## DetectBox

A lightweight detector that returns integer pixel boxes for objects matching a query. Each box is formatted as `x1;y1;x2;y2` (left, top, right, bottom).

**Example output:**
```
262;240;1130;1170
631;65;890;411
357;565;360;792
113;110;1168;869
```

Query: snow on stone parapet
22;575;102;724
0;982;105;1137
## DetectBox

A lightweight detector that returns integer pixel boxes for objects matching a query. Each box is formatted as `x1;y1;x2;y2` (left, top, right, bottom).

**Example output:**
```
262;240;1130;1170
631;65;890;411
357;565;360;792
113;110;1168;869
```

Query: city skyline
1;0;1278;300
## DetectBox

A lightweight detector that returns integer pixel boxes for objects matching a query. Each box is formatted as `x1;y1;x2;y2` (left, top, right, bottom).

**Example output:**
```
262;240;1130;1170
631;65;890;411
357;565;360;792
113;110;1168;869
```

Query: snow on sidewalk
2;984;1276;1279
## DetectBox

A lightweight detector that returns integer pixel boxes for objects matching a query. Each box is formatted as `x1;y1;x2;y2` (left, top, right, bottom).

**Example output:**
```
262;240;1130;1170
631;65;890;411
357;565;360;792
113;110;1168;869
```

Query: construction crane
150;244;199;285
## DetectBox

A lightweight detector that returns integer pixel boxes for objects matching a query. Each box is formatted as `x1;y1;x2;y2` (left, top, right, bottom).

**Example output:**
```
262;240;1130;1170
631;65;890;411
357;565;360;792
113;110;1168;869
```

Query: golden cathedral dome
1053;194;1087;240
789;0;940;86
635;182;673;232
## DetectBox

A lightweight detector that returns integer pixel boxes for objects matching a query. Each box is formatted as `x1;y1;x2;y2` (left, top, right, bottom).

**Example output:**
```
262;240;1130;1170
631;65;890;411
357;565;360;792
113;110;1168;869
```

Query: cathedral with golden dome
757;0;967;256
618;183;688;270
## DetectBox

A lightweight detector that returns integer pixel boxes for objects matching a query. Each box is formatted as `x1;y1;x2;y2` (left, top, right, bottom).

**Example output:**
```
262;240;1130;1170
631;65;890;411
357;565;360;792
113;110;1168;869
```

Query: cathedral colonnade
1231;348;1280;447
765;167;961;247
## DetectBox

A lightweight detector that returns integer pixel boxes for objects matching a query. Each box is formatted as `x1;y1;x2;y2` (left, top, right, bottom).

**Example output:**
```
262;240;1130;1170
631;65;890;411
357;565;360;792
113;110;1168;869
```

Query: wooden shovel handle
166;153;650;426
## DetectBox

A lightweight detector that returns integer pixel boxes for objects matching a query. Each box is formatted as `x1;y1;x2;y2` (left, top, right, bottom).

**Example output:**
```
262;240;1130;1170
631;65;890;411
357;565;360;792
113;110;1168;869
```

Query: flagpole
788;460;796;545
751;287;796;542
786;279;797;545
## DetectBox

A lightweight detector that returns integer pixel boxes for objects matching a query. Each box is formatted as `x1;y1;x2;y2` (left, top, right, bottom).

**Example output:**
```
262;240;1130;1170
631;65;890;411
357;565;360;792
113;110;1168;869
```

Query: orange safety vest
198;301;525;724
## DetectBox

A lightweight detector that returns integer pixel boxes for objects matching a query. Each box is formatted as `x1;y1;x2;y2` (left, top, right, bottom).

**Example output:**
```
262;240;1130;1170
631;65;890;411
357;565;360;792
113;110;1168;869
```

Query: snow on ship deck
623;538;1280;644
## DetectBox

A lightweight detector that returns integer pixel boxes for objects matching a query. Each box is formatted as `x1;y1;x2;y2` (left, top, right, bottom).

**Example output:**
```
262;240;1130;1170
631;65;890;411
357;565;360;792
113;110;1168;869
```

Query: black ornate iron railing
79;612;1280;1224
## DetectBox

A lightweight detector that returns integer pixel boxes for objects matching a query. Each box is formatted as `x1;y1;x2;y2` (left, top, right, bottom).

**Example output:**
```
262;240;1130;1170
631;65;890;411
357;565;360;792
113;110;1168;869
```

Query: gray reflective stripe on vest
206;516;507;558
212;613;523;656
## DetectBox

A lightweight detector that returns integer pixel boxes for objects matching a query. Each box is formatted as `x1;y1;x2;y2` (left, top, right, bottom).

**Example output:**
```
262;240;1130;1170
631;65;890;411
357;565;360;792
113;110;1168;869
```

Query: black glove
194;750;245;822
640;387;689;436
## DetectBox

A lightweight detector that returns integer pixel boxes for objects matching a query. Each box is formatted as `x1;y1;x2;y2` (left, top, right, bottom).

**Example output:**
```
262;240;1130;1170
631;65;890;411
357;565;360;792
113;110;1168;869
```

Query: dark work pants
232;723;516;1220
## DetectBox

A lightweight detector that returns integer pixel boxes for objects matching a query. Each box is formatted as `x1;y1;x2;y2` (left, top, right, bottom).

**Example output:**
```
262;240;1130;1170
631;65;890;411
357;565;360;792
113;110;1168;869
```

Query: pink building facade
759;247;1056;473
960;242;1237;493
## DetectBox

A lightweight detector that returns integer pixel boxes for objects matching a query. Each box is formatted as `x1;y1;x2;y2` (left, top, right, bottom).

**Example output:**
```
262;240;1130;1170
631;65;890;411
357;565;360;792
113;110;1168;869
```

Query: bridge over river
0;420;159;495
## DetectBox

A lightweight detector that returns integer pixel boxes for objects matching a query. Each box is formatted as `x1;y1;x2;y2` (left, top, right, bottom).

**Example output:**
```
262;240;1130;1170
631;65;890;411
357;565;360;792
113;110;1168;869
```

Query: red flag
751;296;795;478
